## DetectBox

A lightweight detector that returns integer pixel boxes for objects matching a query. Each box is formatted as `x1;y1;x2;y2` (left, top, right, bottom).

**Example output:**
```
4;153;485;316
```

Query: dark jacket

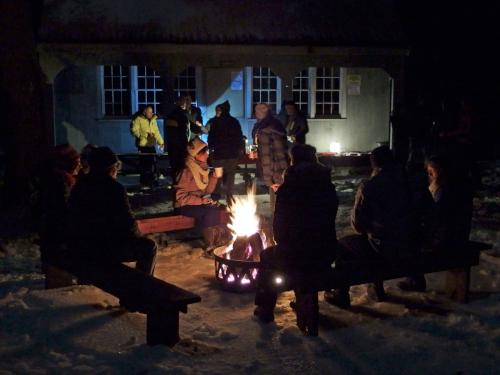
283;112;309;144
67;173;139;258
252;115;289;186
39;170;75;263
208;113;244;160
351;165;416;257
427;183;472;252
273;162;338;270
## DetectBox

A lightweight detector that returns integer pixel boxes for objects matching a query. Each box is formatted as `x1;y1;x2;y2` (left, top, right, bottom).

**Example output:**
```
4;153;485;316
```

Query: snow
1;162;499;374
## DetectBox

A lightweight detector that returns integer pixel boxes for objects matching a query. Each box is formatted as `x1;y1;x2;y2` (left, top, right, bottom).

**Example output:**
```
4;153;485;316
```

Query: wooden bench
268;240;493;335
45;259;200;346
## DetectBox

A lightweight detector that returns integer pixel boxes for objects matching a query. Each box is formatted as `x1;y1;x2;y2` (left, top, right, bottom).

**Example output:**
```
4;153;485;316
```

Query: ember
213;186;267;292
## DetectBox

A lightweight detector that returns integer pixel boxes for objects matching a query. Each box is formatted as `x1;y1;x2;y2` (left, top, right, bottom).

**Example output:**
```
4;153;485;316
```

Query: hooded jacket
130;113;164;148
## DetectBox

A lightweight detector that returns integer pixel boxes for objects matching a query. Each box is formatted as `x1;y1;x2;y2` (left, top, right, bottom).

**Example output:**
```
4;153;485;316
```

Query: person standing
130;105;164;188
280;100;309;145
251;103;289;213
254;144;338;333
165;97;190;180
208;100;244;204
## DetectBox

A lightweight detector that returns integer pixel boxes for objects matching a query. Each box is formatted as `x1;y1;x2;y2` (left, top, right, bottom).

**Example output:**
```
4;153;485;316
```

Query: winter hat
88;146;119;172
254;103;269;118
187;137;208;157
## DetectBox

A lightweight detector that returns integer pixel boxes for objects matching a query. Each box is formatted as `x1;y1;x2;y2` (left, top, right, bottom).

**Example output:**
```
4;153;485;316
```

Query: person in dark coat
165;98;190;179
279;100;309;145
254;144;338;327
325;146;417;306
67;147;157;279
398;154;473;292
39;144;81;270
207;100;244;204
251;103;289;213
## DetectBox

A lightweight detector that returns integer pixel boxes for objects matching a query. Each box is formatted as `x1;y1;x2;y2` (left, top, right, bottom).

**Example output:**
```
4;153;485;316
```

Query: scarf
185;156;210;190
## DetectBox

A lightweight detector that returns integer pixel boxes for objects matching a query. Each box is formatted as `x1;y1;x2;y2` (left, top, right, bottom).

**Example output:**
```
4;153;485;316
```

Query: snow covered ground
1;162;499;374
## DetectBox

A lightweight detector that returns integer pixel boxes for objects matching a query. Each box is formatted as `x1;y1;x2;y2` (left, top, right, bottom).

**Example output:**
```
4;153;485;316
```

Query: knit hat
187;137;208;157
254;103;269;118
89;146;119;171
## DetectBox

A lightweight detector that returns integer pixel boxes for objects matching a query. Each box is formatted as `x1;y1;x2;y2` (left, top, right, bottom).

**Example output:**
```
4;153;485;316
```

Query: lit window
137;66;162;114
252;67;279;114
315;67;341;117
292;69;309;114
103;65;130;116
174;67;197;105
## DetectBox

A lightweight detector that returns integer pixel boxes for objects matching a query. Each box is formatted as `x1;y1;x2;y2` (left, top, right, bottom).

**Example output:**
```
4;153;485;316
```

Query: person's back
67;148;139;259
274;160;338;270
208;113;243;160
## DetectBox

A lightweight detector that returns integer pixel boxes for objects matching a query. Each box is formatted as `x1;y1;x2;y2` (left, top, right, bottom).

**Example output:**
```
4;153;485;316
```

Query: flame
227;185;259;238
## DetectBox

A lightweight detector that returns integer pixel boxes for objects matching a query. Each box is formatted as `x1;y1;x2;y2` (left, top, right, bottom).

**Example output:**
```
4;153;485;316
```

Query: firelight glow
329;142;341;154
227;186;259;238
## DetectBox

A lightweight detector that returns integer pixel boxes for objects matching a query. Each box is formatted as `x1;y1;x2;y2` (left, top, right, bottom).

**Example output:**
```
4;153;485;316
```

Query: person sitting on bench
39;144;81;273
254;144;339;330
325;145;417;307
67;146;157;309
175;137;231;252
398;154;473;291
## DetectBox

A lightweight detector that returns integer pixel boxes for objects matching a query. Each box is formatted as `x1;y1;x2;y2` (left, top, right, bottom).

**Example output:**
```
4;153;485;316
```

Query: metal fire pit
213;246;261;292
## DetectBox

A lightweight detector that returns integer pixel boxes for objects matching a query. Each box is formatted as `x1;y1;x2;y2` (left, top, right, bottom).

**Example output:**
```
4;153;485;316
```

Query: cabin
37;0;408;154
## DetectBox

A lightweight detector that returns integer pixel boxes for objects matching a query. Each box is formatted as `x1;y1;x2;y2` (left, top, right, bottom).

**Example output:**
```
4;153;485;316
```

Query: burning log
230;232;264;261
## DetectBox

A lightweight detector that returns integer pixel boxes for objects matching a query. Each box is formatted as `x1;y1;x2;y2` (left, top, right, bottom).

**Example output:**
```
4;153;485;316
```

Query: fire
227;186;259;238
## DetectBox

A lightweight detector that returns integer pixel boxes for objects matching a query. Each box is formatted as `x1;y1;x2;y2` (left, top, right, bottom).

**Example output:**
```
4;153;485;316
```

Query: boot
366;281;386;302
202;226;218;254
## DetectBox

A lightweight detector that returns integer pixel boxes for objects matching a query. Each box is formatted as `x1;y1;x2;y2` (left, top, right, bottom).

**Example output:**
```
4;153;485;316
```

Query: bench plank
137;215;196;234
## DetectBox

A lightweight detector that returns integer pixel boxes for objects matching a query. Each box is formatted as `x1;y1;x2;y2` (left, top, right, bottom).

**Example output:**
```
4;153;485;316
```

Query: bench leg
445;267;471;303
44;264;74;289
147;308;180;346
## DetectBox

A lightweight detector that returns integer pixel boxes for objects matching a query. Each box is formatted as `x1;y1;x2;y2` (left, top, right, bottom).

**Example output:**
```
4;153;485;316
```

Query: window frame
99;65;164;118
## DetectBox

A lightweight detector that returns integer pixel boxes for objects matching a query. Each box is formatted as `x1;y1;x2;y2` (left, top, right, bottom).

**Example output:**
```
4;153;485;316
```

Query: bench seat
47;259;201;346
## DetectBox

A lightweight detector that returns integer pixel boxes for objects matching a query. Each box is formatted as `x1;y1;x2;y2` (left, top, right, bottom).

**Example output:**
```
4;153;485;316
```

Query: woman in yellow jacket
130;105;164;187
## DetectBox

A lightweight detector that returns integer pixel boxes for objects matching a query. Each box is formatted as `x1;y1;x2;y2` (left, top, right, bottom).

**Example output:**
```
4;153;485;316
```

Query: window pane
293;91;300;103
261;91;268;103
270;90;276;102
316;91;323;102
301;92;308;103
324;78;331;89
334;78;340;90
104;90;112;103
138;91;145;103
270;78;276;89
253;78;260;89
261;79;268;89
253;92;260;104
333;104;339;114
325;91;332;102
317;78;323;89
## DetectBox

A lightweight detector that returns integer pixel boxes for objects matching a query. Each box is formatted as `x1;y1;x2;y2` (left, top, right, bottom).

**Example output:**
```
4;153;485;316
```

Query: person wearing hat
207;100;244;205
175;137;231;252
67;147;157;296
39;143;81;272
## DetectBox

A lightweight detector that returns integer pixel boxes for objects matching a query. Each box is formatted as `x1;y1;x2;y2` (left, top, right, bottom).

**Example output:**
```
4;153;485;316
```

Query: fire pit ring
213;246;261;292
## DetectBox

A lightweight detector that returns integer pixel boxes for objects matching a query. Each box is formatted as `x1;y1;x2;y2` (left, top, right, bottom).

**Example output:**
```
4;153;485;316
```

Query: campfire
213;186;267;292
